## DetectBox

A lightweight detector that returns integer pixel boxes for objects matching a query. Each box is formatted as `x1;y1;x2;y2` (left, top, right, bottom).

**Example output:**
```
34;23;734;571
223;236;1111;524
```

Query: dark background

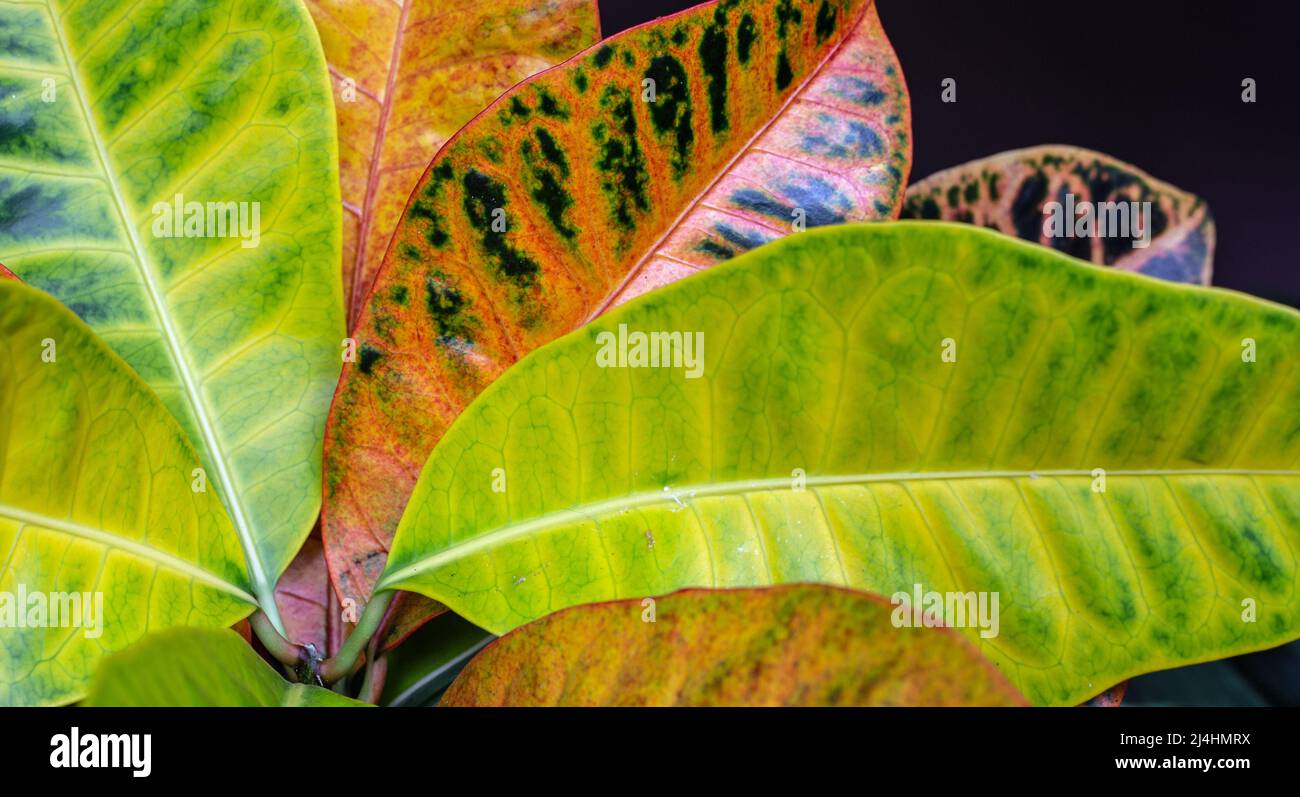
599;0;1297;308
598;0;1300;705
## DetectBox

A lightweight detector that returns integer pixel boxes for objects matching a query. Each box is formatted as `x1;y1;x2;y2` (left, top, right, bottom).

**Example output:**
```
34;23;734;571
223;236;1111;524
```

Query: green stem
319;591;394;684
249;609;303;668
258;588;288;637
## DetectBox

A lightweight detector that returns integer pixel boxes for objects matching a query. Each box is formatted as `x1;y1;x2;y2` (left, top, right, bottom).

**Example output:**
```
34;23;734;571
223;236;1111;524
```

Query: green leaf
85;627;367;707
380;611;494;706
0;280;254;706
0;0;345;625
379;221;1300;706
322;0;912;613
442;584;1026;706
900;146;1215;285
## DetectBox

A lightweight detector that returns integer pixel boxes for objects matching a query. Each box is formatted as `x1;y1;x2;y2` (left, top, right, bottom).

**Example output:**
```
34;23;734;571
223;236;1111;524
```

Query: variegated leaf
323;0;912;610
901;145;1215;285
305;0;601;326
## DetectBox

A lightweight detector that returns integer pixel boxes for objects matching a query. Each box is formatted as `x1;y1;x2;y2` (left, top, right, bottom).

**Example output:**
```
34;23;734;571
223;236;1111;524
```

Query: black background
15;707;1286;783
598;0;1298;307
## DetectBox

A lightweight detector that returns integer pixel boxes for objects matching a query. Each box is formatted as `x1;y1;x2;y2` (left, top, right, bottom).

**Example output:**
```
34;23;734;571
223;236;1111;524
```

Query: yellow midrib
0;502;256;605
376;466;1300;589
43;4;275;611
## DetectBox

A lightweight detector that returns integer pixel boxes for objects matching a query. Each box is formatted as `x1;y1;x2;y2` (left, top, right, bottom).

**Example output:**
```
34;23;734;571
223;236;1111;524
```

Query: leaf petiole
319;591;395;684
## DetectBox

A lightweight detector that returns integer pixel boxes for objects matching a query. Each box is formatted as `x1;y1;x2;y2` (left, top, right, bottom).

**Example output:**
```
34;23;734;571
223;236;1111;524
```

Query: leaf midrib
585;0;874;321
44;4;274;613
376;467;1300;589
347;0;412;327
0;502;256;605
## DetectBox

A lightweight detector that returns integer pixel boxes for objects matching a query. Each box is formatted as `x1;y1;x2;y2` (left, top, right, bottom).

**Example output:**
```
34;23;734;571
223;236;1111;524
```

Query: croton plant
0;0;1294;708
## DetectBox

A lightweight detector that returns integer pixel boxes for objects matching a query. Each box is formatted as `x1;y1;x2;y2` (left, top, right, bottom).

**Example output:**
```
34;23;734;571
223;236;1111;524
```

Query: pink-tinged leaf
900;145;1215;285
379;592;443;652
273;531;344;655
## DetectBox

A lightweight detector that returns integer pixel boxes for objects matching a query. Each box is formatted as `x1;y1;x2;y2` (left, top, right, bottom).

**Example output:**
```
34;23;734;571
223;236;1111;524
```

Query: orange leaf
305;0;602;326
441;585;1025;706
322;0;912;611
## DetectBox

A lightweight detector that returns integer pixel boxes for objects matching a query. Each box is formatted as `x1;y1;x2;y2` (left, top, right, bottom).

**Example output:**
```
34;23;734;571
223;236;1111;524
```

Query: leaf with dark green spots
324;0;912;617
900;146;1215;285
0;0;344;631
85;627;367;707
305;0;601;327
1;280;254;706
380;222;1300;706
442;585;1027;706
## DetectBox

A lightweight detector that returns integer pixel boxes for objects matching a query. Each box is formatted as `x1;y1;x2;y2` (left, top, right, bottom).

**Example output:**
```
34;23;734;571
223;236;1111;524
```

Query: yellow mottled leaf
0;280;253;706
0;0;345;630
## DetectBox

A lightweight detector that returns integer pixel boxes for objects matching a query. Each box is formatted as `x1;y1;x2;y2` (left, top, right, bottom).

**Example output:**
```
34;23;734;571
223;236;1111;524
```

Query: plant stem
356;610;391;703
257;585;289;637
319;590;394;684
250;609;304;668
357;653;389;705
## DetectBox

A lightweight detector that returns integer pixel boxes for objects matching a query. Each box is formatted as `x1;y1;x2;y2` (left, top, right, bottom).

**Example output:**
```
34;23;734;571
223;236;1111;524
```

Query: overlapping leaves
324;0;913;614
0;280;253;706
85;627;366;707
305;0;601;322
0;0;345;625
380;222;1300;706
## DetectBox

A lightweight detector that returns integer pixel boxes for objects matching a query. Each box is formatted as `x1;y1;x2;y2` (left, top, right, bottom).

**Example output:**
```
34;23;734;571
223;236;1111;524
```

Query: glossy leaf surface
0;280;253;706
85;627;366;707
381;611;494;706
443;585;1026;706
325;0;912;611
305;0;601;323
0;0;345;620
901;146;1215;285
382;222;1300;706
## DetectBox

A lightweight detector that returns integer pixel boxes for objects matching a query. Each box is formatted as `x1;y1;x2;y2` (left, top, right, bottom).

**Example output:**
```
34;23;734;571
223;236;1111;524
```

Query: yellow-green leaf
0;0;345;626
85;627;367;707
380;221;1300;706
442;585;1027;706
0;280;254;706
